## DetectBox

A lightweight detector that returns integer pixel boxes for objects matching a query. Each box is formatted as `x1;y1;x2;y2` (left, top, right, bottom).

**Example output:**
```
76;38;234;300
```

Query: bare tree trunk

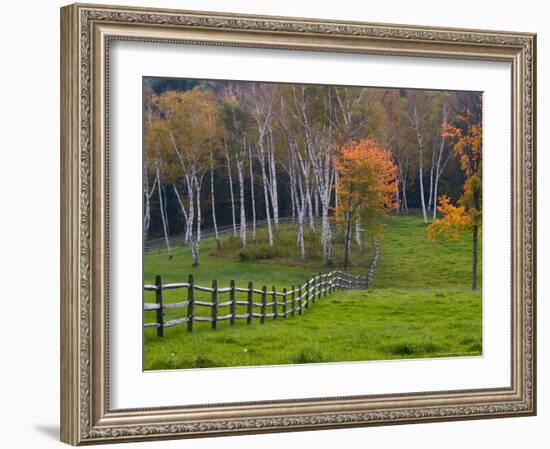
343;211;352;271
210;154;220;251
156;165;172;258
398;158;409;213
143;161;157;243
427;145;436;213
355;218;362;251
334;169;340;212
289;164;296;220
267;128;279;231
432;104;450;222
412;106;429;224
237;158;247;248
191;174;203;266
172;184;189;244
293;157;307;261
471;185;480;290
224;144;237;237
185;175;194;244
258;143;274;246
472;224;478;290
248;144;257;241
314;191;319;217
306;181;315;231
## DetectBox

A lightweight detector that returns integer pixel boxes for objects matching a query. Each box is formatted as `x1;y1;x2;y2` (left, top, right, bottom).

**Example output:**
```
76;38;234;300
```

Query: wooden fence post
272;286;277;319
323;273;327;297
305;279;310;309
282;288;287;318
261;286;267;324
155;275;164;337
230;279;236;326
298;285;303;315
247;281;253;325
291;286;296;317
187;274;194;332
211;279;218;330
318;272;322;300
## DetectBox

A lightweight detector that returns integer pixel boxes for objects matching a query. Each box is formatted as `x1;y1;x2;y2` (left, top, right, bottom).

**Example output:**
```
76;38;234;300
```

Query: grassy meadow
143;215;482;370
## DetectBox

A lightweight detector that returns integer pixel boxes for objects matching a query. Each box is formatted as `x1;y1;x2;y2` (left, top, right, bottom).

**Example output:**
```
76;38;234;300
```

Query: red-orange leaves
334;138;399;233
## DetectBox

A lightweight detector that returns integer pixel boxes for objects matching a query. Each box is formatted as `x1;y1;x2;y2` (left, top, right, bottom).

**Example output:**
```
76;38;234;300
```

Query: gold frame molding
60;3;536;445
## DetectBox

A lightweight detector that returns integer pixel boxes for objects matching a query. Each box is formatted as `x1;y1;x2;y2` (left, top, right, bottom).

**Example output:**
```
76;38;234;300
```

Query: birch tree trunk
343;210;353;271
412;106;429;224
427;146;436;213
185;175;194;244
143;161;157;243
156;164;172;258
267;128;279;231
172;184;189;244
191;173;203;267
397;158;409;213
355;218;362;251
258;145;274;247
237;158;247;248
306;181;315;231
210;153;220;251
432;104;450;222
224;145;238;237
248;144;257;241
293;155;307;261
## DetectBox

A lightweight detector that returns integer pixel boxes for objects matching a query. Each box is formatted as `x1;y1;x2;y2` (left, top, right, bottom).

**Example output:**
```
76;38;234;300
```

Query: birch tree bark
172;184;189;243
411;105;429;224
247;83;274;246
267;128;279;231
224;143;238;237
143;159;157;243
210;152;221;251
355;218;363;251
155;163;172;258
248;144;257;241
236;153;247;248
432;103;451;222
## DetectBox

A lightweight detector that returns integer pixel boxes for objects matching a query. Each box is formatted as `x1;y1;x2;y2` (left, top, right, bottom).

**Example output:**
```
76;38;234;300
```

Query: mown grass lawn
144;215;482;370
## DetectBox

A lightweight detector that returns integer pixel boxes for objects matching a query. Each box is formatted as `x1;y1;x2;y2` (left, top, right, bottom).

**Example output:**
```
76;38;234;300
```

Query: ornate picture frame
60;3;536;445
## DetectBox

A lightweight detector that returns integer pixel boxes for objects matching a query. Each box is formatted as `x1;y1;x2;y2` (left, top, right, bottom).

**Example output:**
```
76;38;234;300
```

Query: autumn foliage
428;96;482;289
334;138;398;268
427;196;473;241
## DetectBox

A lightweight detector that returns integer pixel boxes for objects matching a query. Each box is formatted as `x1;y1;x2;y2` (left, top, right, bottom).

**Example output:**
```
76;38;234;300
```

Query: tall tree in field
406;91;431;224
220;87;252;248
143;94;158;244
279;90;312;260
245;83;275;246
292;85;336;264
335;138;399;270
428;95;482;289
156;87;224;266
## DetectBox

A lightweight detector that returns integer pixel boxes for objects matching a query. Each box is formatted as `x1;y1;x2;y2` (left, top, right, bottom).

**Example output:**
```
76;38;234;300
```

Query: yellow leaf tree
428;95;482;289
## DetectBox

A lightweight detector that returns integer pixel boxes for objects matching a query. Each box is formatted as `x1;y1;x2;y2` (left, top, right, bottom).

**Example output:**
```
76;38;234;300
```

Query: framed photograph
60;3;536;445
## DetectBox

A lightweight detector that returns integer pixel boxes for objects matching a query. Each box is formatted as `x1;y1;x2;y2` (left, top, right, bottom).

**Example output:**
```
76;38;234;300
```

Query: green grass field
143;215;482;370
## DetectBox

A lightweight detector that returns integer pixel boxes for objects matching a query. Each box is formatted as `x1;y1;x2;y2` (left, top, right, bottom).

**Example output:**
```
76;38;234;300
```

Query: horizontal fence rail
144;239;381;335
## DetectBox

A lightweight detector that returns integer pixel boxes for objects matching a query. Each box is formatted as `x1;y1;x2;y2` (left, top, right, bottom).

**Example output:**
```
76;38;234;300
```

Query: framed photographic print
60;3;537;445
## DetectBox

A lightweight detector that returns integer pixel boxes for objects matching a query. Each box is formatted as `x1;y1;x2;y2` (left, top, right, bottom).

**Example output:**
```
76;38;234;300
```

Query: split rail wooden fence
144;240;381;336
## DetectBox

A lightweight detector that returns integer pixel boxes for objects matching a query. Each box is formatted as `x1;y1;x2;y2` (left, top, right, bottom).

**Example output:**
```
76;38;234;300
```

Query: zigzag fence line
144;239;381;336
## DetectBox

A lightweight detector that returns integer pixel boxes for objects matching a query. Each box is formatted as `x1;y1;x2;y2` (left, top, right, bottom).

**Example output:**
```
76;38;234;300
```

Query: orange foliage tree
334;138;399;270
428;96;482;289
